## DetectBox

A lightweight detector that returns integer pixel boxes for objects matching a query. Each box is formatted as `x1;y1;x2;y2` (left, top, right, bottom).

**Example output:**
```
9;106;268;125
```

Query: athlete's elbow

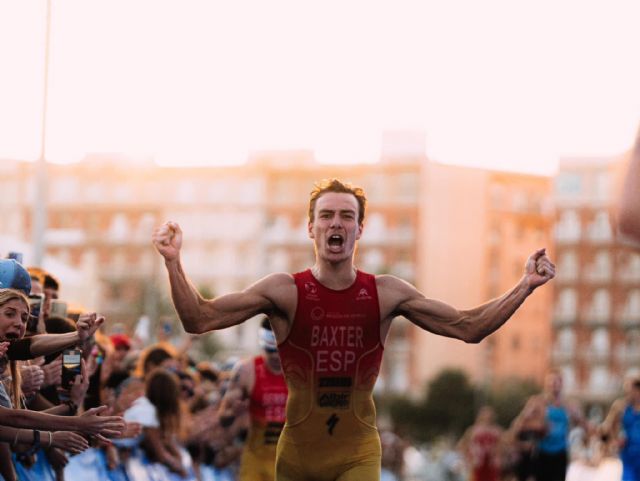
179;314;206;334
463;332;485;344
183;322;203;335
451;315;484;344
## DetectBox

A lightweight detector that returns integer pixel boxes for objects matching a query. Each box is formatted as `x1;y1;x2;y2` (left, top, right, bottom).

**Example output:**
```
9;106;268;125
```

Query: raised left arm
382;248;555;344
619;124;640;241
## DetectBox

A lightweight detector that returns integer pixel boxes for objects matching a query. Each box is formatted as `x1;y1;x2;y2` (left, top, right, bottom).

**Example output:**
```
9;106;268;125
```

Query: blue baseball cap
0;259;32;295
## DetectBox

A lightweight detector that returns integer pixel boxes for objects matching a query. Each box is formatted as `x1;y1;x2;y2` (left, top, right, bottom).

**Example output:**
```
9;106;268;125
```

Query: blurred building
416;163;554;390
1;141;561;395
552;155;640;401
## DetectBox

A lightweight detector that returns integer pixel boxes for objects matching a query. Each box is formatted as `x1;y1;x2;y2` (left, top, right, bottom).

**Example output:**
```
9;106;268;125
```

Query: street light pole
33;0;52;266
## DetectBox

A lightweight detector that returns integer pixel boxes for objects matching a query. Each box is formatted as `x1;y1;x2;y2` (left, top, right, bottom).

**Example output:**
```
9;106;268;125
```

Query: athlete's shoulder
374;274;419;297
261;272;296;285
248;272;296;294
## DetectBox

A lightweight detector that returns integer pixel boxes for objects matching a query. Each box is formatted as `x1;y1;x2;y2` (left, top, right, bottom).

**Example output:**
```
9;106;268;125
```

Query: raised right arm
153;221;292;334
619;124;640;242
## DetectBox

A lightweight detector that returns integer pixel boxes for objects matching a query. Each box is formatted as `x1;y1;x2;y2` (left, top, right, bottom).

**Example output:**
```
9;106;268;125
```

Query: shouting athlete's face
309;192;363;264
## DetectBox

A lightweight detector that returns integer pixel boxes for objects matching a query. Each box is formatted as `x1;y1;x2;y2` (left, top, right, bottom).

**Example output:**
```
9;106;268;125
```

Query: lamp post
33;0;52;266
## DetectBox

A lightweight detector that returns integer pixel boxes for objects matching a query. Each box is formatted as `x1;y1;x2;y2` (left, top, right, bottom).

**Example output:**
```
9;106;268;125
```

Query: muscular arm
380;249;554;344
165;261;287;334
153;221;294;335
619;125;640;241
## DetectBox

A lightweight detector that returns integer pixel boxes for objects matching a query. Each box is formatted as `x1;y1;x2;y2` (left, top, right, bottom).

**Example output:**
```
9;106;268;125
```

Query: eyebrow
4;307;27;316
318;209;356;215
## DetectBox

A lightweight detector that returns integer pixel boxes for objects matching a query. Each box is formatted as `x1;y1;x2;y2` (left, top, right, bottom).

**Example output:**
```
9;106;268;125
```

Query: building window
558;251;579;280
591;328;610;354
587;211;612;242
588;366;610;392
555;210;581;242
560;366;576;391
557;328;575;350
588;251;611;282
593;171;610;202
621;290;640;324
555;173;582;197
556;289;577;320
590;289;610;320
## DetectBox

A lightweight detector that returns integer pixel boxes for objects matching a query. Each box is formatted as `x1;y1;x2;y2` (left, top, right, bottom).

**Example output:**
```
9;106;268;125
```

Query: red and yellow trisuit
276;269;384;481
239;354;288;481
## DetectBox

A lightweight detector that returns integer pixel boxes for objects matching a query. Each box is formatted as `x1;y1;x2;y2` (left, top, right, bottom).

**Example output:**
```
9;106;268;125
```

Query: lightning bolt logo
326;413;339;436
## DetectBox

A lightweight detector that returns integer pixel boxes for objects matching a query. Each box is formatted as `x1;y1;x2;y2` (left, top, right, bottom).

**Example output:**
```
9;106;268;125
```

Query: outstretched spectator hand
50;431;89;454
0;341;8;358
20;364;45;397
46;446;69;471
41;357;62;388
76;313;105;343
75;406;125;442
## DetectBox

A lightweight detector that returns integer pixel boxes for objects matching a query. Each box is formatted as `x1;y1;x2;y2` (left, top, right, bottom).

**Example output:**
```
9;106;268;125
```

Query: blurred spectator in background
458;406;503;481
601;376;640;481
215;317;287;481
124;367;191;477
507;395;547;481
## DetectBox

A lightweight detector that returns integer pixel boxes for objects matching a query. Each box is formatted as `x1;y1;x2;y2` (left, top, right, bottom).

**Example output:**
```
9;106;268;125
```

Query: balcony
619;314;640;330
584;313;611;328
581;348;610;364
553;312;577;327
551;346;575;364
585;269;611;284
616;346;640;365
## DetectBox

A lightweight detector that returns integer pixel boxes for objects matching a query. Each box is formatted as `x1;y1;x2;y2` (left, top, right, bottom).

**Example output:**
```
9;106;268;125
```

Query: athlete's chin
320;251;351;263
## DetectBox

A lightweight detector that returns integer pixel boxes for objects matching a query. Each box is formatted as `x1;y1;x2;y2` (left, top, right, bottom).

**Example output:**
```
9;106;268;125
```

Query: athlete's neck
310;261;357;290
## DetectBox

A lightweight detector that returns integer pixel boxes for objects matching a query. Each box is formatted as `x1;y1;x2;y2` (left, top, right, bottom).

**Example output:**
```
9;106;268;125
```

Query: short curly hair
308;178;367;225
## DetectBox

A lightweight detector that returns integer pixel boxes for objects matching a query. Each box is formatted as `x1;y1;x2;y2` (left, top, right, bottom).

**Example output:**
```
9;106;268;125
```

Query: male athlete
217;317;287;480
153;178;555;481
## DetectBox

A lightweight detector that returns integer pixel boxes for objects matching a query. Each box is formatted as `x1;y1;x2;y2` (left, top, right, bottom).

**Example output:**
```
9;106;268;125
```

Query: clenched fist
152;221;182;262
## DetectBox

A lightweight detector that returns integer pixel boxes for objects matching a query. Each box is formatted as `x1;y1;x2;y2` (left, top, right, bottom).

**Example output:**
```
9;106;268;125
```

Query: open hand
76;405;125;442
51;432;89;454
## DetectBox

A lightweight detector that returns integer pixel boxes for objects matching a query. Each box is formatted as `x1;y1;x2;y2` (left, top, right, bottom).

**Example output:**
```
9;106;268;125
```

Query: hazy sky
1;0;639;174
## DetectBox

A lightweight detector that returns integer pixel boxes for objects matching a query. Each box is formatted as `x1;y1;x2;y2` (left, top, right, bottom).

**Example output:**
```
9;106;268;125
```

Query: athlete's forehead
313;192;359;215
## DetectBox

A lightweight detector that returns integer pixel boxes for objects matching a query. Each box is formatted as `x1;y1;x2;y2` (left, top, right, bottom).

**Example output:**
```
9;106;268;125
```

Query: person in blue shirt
517;370;582;481
602;375;640;481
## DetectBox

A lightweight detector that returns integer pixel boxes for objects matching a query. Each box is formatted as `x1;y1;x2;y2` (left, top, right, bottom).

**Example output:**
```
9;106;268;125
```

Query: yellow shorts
238;445;276;481
275;430;381;481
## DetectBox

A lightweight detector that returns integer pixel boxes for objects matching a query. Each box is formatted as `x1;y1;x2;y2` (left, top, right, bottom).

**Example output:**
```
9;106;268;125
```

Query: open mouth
3;332;19;340
327;234;344;251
